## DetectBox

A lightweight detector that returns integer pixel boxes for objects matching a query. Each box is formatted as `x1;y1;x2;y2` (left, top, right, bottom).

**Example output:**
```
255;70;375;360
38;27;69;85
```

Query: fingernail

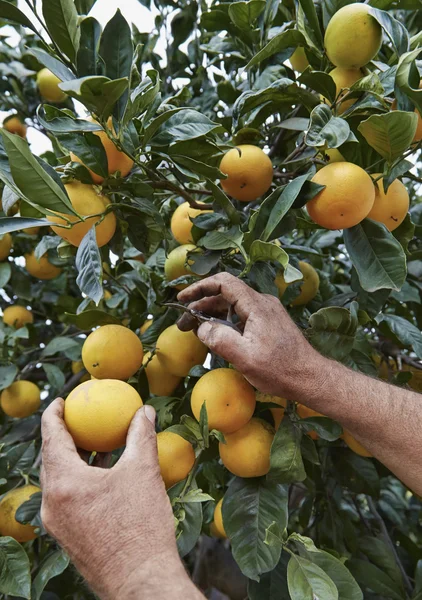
143;404;156;424
197;321;212;341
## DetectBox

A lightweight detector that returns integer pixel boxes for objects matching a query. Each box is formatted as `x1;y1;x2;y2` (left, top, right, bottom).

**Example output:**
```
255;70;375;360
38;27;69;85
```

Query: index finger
41;398;84;476
177;273;258;322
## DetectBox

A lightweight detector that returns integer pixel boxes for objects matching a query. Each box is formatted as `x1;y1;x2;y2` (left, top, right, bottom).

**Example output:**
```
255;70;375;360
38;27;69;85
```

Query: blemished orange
171;202;212;244
156;324;208;377
191;368;256;433
0;485;41;542
25;252;62;280
366;176;409;232
323;67;364;114
324;4;382;69
219;145;273;202
36;68;67;103
64;379;143;452
164;244;198;290
308;162;375;229
82;324;144;380
289;47;309;73
219;418;275;478
3;116;27;138
1;381;40;418
70;117;133;183
0;233;12;261
143;352;181;396
3;306;33;329
343;429;372;457
275;261;320;306
211;498;227;539
157;430;195;488
48;181;116;247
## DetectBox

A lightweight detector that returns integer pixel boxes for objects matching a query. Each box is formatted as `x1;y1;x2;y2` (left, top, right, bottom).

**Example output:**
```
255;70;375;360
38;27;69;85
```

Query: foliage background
0;0;422;598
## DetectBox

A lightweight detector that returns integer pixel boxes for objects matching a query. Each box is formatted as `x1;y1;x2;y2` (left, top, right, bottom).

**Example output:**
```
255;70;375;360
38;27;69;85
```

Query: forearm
289;356;422;494
81;552;205;600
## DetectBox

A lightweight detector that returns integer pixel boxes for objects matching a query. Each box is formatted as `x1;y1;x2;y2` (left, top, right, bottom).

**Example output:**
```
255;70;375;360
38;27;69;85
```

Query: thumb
197;321;246;365
118;405;158;469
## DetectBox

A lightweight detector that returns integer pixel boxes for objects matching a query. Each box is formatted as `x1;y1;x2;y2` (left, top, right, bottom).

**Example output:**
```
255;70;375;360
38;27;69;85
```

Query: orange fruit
343;429;372;457
36;68;67;103
1;381;40;418
275;261;320;306
219;145;273;202
164;244;198;290
143;352;181;396
156;324;208;378
211;498;227;538
64;379;143;452
219;418;275;477
191;368;256;433
367;176;409;231
3;116;27;138
2;306;33;329
0;485;41;542
0;233;12;260
171;202;212;245
322;67;364;114
25;252;62;280
157;430;195;488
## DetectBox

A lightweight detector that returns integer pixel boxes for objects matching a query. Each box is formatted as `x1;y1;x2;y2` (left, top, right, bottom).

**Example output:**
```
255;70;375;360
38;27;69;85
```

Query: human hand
41;399;195;600
177;273;325;400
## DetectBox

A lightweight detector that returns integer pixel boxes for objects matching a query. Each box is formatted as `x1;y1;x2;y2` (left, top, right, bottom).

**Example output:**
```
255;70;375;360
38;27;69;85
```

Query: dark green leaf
306;104;352;148
358;112;417;163
299;417;342;441
76;17;102;77
297;0;323;46
307;305;358;361
42;337;81;360
246;30;305;70
0;1;37;33
207;180;240;225
60;76;129;120
59;132;108;179
228;1;265;29
299;70;337;103
64;309;120;328
0;262;11;288
396;48;422;115
0;217;51;235
199;225;243;251
269;417;306;483
262;176;309;240
43;364;66;391
151;109;222;146
287;554;338;600
168;481;202;557
32;550;70;600
15;492;42;525
0;537;31;599
75;226;103;305
223;477;288;580
37;106;102;134
0;364;18;392
29;48;75;82
380;314;422;358
347;559;404;600
42;0;81;62
249;241;289;270
248;552;290;600
368;7;409;58
343;220;407;292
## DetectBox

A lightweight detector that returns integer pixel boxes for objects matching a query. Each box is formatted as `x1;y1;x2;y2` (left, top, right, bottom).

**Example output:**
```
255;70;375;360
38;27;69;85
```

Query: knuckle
48;481;72;505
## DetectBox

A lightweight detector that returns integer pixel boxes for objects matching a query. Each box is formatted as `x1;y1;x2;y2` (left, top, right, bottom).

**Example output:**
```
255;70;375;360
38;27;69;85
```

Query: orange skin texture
367;175;409;232
82;324;144;380
0;233;12;260
0;485;41;542
1;380;40;418
48;181;116;248
64;379;143;452
322;67;364;114
211;498;227;539
4;116;27;138
164;244;198;290
25;252;62;280
37;68;67;103
219;418;275;478
324;4;382;69
70;117;133;183
219;145;273;202
156;431;195;489
143;352;181;397
308;162;375;229
3;306;33;329
156;324;208;378
171;202;212;245
191;368;256;434
343;429;372;457
275;261;320;306
297;404;324;440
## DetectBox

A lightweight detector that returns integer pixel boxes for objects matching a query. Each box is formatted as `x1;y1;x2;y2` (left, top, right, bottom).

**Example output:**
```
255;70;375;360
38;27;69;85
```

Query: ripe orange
25;252;62;280
2;306;33;329
324;4;382;69
275;261;320;306
140;319;153;334
211;498;227;538
156;324;208;377
343;429;372;457
367;176;409;231
143;352;181;396
322;67;364;114
48;181;116;248
219;418;275;477
64;379;143;452
0;485;41;542
308;162;375;229
3;116;27;138
71;360;90;383
70;117;133;183
0;233;12;261
191;368;256;433
1;381;40;418
171;202;212;245
157;430;195;488
82;324;144;380
219;145;273;202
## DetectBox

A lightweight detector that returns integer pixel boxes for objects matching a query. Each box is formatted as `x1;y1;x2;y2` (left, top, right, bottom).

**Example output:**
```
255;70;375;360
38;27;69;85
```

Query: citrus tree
0;0;422;598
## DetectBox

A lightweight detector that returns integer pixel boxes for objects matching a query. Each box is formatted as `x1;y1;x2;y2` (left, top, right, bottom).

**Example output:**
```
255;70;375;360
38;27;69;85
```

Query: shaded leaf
75;226;103;305
0;537;31;599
